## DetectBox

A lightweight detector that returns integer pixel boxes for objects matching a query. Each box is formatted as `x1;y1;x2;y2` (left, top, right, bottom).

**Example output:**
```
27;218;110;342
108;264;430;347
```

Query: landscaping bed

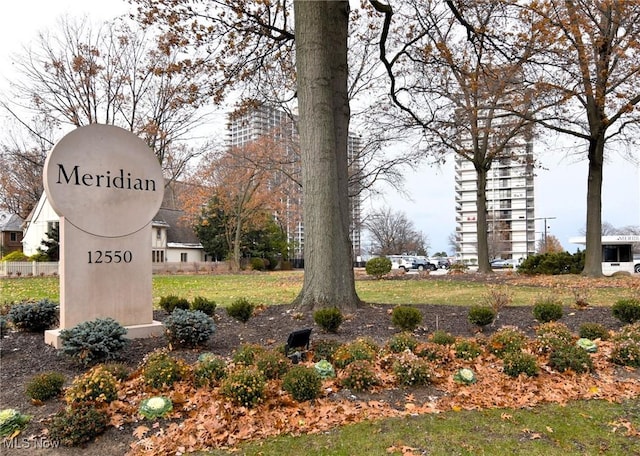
0;277;638;455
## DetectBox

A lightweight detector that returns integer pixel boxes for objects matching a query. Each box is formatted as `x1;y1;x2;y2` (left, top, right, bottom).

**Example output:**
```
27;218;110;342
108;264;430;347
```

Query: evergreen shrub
548;344;593;373
612;298;640;324
429;330;456;346
164;308;215;347
227;298;255;323
190;296;217;316
282;365;322;402
391;305;422;331
365;257;392;279
467;306;496;328
26;372;65;401
533;297;563;322
59;318;128;366
158;295;190;313
579;322;610;341
47;403;108;447
8;299;59;332
313;307;344;333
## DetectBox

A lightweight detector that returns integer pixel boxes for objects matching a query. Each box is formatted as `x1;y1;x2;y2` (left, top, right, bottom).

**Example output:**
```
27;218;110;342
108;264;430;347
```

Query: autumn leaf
133;425;150;439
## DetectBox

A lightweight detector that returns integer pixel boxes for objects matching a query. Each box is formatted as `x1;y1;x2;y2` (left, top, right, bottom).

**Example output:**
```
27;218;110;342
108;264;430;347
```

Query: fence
0;261;59;277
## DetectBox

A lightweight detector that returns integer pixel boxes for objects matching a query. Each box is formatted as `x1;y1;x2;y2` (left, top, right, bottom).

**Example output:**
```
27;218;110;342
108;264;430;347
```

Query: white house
23;184;206;264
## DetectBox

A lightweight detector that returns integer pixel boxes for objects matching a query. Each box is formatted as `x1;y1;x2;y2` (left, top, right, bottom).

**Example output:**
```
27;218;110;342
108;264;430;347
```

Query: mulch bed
0;274;633;455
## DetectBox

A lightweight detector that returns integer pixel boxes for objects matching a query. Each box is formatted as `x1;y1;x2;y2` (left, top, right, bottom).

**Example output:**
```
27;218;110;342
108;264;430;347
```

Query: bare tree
3;16;211;189
365;207;429;256
370;0;539;273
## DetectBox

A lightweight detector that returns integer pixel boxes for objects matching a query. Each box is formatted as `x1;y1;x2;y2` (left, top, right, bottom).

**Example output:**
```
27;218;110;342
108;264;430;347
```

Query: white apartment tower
455;140;535;264
227;105;363;264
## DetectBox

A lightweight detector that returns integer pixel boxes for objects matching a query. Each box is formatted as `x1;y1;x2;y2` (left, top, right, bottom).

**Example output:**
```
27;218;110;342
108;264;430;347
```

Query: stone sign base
44;321;165;349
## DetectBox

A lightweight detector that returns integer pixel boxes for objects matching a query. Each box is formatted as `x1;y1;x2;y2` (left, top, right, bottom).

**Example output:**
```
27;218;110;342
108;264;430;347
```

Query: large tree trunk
582;137;605;277
475;165;492;273
292;0;361;312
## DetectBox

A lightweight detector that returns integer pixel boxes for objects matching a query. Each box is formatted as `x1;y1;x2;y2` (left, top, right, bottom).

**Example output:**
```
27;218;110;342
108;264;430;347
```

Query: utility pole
535;216;556;252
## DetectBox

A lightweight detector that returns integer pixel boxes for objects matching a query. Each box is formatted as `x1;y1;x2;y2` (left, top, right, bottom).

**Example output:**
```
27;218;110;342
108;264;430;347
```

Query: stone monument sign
43;124;164;347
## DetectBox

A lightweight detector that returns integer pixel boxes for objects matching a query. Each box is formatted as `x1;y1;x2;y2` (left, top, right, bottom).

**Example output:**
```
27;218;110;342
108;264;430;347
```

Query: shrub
190;296;217;316
579;322;610;341
220;367;266;407
502;352;539;378
609;339;640;367
332;339;377;369
158;295;190;313
612;298;640;324
387;332;418;353
311;339;342;362
232;343;266;366
8;299;58;332
616;322;640;342
340;360;379;392
255;350;290;380
313;307;344;333
227;298;255;323
249;257;266;271
59;317;128;366
392;352;431;386
26;372;65;401
454;339;482;360
0;409;31;439
164;308;215;348
482;287;512;317
488;327;527;358
194;353;227;388
532;297;564;323
365;257;392;279
138;396;173;420
414;342;453;364
535;322;573;353
47;403;108;446
391;305;423;331
430;330;456;346
142;351;186;389
101;362;131;381
1;251;29;262
548;344;593;373
467;306;496;328
518;250;585;275
282;365;322;402
65;365;118;405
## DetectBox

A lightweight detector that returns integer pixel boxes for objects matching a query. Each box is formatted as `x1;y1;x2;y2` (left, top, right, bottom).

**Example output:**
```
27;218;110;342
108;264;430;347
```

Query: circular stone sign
44;124;164;238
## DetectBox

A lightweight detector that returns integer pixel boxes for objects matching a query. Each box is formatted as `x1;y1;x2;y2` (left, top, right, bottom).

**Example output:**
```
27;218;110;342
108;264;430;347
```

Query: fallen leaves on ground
104;338;640;456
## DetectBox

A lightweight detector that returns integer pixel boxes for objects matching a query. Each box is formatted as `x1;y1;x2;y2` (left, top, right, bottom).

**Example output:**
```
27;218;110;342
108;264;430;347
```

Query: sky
2;0;639;255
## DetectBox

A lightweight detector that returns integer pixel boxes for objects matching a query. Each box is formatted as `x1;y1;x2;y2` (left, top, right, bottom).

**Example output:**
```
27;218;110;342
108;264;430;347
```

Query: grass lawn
204;399;640;455
1;270;636;307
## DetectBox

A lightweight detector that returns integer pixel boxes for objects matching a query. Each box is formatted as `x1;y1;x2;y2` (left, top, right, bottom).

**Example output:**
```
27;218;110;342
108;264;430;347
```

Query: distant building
227;105;363;263
22;182;205;263
0;212;24;258
455;141;535;263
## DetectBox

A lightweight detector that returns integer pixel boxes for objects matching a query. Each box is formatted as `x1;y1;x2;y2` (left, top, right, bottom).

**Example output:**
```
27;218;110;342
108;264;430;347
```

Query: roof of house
0;212;23;232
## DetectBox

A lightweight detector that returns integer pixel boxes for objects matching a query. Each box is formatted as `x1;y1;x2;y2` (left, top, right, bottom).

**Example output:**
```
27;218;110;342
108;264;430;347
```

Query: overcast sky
2;0;639;255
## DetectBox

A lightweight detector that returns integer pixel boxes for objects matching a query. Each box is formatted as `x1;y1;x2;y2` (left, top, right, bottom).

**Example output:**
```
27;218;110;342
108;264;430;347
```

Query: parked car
435;258;451;269
386;255;416;271
411;258;437;271
490;258;518;269
635;255;640;273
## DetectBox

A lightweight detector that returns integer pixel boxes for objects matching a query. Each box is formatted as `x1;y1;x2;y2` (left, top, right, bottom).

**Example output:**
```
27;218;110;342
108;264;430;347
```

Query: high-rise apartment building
227;105;362;263
455;140;535;264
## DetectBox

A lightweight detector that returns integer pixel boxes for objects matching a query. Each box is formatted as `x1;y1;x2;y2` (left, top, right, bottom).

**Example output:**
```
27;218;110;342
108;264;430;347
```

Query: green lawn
203;399;640;455
1;270;635;307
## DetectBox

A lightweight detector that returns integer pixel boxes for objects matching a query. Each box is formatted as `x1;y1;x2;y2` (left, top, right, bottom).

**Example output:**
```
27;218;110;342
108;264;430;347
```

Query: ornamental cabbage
0;409;31;438
577;338;597;353
453;368;477;385
138;397;173;420
314;359;336;379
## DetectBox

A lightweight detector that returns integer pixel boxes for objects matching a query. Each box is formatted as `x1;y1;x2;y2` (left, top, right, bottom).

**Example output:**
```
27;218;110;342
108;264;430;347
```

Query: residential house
0;211;24;258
